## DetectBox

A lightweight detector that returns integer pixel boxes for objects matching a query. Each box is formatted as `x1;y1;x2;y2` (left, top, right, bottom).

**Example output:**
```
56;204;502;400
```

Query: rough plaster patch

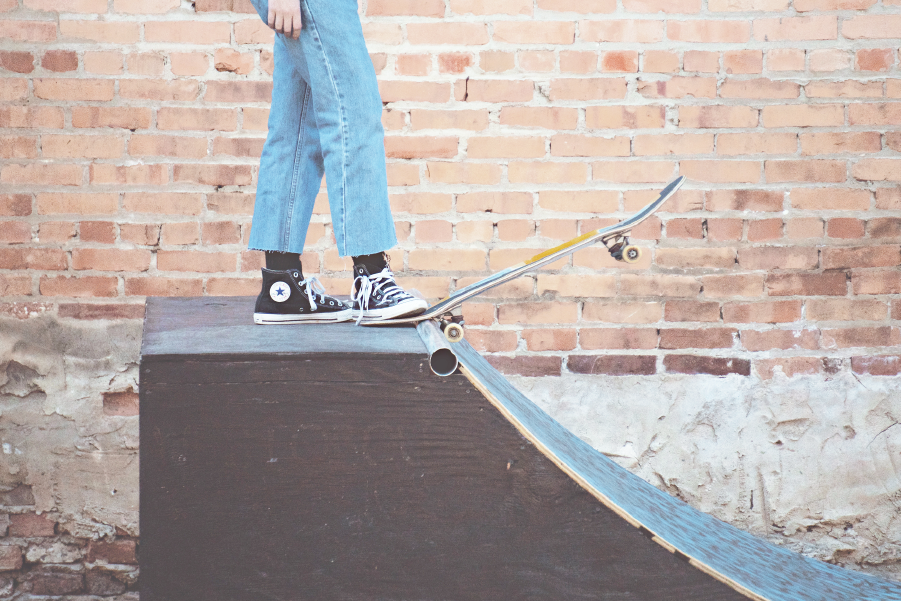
508;372;901;581
0;316;141;539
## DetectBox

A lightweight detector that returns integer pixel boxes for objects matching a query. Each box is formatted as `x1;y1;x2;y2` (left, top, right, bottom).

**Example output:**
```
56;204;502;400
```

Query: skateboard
362;176;686;342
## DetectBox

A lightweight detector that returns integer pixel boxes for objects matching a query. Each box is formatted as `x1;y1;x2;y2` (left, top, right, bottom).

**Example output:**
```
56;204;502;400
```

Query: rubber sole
253;309;353;325
354;299;429;322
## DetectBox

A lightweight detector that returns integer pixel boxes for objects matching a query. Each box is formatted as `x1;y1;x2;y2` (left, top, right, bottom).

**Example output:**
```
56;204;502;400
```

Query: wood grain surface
140;297;742;601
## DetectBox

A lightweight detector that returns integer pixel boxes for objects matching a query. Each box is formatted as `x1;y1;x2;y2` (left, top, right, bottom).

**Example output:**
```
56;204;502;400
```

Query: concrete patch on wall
509;371;901;582
0;315;141;540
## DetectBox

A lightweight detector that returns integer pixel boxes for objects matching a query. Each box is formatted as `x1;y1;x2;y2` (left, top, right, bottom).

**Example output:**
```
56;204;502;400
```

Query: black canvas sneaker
351;263;429;323
254;268;352;324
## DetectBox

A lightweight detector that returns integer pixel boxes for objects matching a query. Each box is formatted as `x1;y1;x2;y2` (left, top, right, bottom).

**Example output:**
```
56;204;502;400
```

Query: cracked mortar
0;314;898;583
509;371;901;582
0;315;141;540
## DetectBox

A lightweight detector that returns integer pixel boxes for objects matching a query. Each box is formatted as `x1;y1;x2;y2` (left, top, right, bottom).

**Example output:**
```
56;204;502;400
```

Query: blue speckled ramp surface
452;340;901;601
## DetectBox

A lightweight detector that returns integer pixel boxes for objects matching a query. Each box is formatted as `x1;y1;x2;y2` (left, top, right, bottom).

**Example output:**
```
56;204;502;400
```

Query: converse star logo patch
269;281;291;302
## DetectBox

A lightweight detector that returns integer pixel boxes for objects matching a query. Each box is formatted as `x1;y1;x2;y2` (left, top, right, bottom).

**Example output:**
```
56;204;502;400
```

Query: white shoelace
299;275;328;311
352;267;410;324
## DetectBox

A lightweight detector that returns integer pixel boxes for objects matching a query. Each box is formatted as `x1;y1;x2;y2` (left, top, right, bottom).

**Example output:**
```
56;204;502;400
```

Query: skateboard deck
362;176;686;338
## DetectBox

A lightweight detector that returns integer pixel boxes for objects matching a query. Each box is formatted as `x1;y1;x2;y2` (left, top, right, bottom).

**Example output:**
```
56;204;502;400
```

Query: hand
268;0;301;39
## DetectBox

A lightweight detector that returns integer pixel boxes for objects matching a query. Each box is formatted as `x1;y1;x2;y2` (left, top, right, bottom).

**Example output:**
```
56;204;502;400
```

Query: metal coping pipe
416;320;459;377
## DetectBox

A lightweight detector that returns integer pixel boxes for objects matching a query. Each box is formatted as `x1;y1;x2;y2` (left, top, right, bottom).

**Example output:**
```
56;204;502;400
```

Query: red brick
582;301;662;323
158;107;236;131
754;16;837;41
826;218;865;239
0;221;30;243
0;546;22;571
486;355;561;377
548;78;626;101
637;76;716;99
57;303;144;320
702;273;765;298
174;165;251;186
766;272;846;296
0;106;64;128
522;328;576;351
842;14;901;39
579;20;663;43
868;218;901;239
852;103;901;126
664;355;750;376
72;248;151;272
669;20;749;42
586;105;665;129
102;389;139;416
747;218;782;242
801;132;880;155
790;188;870;211
851;356;901;376
755;357;823;380
580;328;657;350
463;330;518;353
40;276;118;297
657;248;736;269
805;80;882;98
621;274;701;297
706;219;743;242
763;104;844;127
852;270;901;295
438;53;473;74
9;513;55;537
368;0;444;15
390;193;452;215
0;274;32;296
462;79;535;102
551;134;629;157
741;329;819;351
0;19;57;42
407;22;489;45
451;0;533;13
766;159;846;183
660;328;736;349
157;251;236;272
723;300;802;323
664;300;720;322
807;298;887;321
34;78;113;101
123;193;203;215
821;327;900;348
87;539;137;564
822;246;900;269
568;355;656;376
205;81;271;103
720;78;799;99
724;49;762;74
0;51;34;73
680;105;758;128
0;248;67;270
853;159;901;182
499;106;578;130
119;79;199;101
494;20;574;44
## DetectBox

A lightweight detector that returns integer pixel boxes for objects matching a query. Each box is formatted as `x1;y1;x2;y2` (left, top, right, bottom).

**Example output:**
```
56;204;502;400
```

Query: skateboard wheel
444;323;464;343
622;245;641;264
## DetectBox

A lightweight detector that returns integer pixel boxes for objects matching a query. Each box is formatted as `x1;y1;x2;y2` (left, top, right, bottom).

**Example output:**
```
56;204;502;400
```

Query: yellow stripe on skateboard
525;229;600;265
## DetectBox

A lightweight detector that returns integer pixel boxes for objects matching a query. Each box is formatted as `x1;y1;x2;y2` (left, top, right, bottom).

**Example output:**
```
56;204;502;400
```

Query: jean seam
302;0;349;256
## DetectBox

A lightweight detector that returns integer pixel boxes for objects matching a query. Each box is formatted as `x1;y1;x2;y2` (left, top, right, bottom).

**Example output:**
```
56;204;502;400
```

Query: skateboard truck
604;233;642;264
438;314;465;343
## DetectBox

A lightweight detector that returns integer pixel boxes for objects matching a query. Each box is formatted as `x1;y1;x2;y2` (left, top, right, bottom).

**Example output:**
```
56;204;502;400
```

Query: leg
286;0;397;257
247;7;324;255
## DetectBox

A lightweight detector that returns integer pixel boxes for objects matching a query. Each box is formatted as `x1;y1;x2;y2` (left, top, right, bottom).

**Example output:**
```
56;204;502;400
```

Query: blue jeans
247;0;397;257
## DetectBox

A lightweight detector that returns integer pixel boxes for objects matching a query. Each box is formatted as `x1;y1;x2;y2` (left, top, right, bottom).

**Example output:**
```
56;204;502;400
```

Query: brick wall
2;0;901;375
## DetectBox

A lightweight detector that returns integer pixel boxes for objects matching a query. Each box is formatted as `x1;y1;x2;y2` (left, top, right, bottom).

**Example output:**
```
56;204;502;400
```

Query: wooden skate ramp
140;297;901;601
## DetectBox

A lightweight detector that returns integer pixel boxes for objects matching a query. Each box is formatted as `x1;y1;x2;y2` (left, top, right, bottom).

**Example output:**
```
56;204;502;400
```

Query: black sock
265;251;302;274
352;252;388;274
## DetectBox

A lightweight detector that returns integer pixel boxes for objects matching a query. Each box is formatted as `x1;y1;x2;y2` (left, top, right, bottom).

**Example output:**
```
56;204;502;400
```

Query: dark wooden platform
140;297;745;600
139;297;901;601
